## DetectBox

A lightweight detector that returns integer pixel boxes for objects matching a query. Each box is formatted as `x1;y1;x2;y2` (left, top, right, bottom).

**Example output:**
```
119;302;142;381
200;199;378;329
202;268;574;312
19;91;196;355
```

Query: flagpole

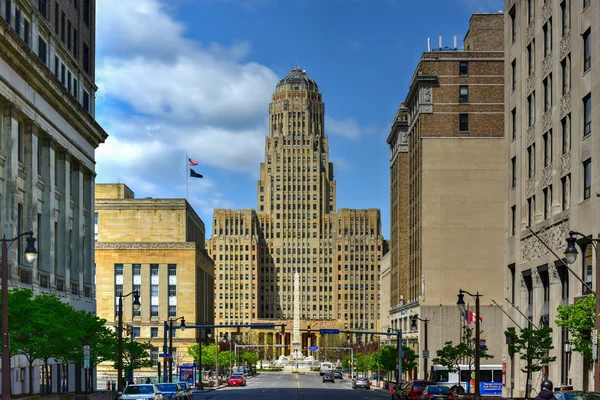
186;152;189;200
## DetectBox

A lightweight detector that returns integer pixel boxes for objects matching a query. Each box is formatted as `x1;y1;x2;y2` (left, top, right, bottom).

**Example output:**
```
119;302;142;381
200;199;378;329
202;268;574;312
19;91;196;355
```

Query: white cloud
94;0;279;214
326;116;371;140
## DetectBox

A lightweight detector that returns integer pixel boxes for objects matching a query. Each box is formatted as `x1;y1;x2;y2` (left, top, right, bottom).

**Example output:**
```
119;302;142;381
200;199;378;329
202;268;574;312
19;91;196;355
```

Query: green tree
380;345;399;373
342;354;351;369
555;294;596;361
356;353;371;375
243;352;258;368
505;327;556;399
402;346;418;373
218;350;233;371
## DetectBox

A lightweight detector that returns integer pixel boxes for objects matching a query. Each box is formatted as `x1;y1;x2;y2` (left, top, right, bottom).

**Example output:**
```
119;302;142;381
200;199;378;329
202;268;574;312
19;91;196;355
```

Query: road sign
159;353;170;358
84;356;90;369
320;329;340;335
479;339;487;350
423;350;429;359
274;344;286;348
309;346;318;351
593;329;598;345
83;345;90;357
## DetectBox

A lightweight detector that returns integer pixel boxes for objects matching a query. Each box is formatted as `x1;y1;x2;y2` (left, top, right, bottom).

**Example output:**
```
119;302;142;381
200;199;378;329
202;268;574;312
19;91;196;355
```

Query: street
192;372;390;400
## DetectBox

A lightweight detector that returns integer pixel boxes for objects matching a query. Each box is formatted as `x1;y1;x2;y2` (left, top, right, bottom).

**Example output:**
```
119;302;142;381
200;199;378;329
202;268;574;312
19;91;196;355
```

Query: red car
392;380;438;400
227;374;246;387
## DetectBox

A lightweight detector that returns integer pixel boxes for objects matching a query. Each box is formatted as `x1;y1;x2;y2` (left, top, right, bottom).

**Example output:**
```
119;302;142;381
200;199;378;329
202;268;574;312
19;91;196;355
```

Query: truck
319;362;333;376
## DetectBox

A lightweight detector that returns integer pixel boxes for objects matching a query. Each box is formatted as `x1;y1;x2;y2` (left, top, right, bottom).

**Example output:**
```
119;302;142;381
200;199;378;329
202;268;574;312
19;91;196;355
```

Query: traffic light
307;325;311;335
346;331;350;340
125;325;132;336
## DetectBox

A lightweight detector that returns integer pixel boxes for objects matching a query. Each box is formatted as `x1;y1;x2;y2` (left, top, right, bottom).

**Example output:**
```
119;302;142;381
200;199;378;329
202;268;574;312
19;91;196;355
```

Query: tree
243;352;258;369
505;327;556;399
402;346;418;373
356;353;371;375
555;294;596;362
379;345;399;373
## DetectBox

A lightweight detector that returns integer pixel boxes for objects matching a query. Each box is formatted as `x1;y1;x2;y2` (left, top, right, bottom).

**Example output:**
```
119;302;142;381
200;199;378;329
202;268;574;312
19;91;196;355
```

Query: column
55;150;70;282
23;120;40;286
71;161;84;291
83;170;94;296
39;138;56;283
1;105;18;267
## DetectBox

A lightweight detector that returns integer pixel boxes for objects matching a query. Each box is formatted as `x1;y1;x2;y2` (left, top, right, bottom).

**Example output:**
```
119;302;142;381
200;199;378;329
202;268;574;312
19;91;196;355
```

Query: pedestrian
534;380;555;400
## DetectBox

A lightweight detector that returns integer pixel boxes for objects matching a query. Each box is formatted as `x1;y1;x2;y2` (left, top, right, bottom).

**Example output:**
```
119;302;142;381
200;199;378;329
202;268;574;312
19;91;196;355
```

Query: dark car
352;377;370;389
392;380;438;400
420;385;455;400
323;372;335;383
155;384;184;400
333;371;343;379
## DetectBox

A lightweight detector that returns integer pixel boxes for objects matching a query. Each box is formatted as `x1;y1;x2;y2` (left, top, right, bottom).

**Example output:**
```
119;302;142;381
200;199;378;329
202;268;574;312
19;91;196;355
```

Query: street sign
83;345;90;357
479;339;487;350
309;346;318;351
422;350;429;359
274;344;286;348
593;329;598;345
159;353;170;358
84;356;90;369
396;363;400;369
320;329;340;335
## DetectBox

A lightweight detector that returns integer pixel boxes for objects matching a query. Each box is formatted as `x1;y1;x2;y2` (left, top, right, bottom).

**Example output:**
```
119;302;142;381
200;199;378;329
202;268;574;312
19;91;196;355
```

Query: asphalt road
193;372;390;400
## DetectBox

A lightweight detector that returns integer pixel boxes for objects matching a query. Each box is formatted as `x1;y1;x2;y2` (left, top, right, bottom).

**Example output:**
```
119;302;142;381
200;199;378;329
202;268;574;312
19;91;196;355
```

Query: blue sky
94;0;504;239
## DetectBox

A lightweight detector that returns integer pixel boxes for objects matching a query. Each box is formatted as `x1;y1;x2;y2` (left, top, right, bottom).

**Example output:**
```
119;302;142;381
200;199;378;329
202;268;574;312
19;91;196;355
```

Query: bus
319;362;333;376
429;364;503;396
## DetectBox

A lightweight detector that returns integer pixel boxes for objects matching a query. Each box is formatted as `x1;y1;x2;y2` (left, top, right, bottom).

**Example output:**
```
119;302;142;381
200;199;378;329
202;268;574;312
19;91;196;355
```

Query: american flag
188;158;199;166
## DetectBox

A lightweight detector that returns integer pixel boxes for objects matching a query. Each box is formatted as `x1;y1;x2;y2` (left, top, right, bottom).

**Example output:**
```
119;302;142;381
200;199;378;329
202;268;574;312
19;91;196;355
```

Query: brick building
387;13;506;380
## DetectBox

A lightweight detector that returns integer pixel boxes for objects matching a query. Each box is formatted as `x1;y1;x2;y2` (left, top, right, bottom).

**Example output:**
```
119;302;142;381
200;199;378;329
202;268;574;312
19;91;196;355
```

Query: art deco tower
208;68;385;351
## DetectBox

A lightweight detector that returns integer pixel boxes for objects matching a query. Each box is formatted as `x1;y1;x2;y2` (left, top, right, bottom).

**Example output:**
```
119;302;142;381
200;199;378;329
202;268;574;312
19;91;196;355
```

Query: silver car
120;384;163;400
352;377;371;390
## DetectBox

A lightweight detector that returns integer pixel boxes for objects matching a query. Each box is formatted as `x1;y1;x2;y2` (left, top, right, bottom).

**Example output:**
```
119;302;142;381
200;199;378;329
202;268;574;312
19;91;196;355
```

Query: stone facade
504;0;600;395
207;68;386;357
388;12;506;379
380;252;391;344
0;0;105;395
94;184;215;378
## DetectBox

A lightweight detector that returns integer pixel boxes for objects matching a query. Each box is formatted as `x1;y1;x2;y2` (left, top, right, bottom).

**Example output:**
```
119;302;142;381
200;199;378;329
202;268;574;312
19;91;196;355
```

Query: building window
168;264;177;276
583;29;591;72
73;29;78;58
459;61;468;76
510;6;516;43
151;327;158;338
169;305;177;318
511;60;516;91
543;19;552;58
60;11;65;42
512;108;517;139
561;174;570;211
459;114;468;132
543;186;552;219
511;206;516;236
583;158;592;199
583;94;592;136
83;0;89;25
151;348;158;364
511;157;517;188
543;130;552;167
543;75;552;112
527;196;535;227
528;143;536;178
133;327;140;338
83;43;89;73
38;0;47;18
561;55;570;95
54;2;58;32
527;41;535;75
151;305;159;317
37;37;47;64
583;0;590;8
24;19;30;46
583;244;593;293
561;1;569;36
528;93;535;127
527;0;534;24
562;115;570;154
83;90;90;112
459;85;468;103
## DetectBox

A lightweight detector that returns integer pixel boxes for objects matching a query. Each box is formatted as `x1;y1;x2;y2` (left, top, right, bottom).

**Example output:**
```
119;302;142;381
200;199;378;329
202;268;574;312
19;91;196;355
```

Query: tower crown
276;67;318;92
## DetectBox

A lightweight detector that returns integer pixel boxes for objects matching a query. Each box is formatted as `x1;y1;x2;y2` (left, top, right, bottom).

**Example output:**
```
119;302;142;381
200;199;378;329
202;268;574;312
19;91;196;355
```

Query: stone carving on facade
542;166;552;188
542;53;553;77
520;220;570;263
560;152;571;177
520;276;528;292
527;73;536;94
423;86;432;103
421;104;432;113
95;242;196;250
543;110;553;132
527;24;535;42
560;32;571;60
527;125;536;147
560;91;571;118
532;269;542;289
527;178;535;198
542;1;552;22
549;264;561;285
399;129;409;153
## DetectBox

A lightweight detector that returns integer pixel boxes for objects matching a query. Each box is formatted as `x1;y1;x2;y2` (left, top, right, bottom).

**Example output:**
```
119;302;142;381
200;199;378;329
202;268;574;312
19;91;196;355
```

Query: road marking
297;380;300;392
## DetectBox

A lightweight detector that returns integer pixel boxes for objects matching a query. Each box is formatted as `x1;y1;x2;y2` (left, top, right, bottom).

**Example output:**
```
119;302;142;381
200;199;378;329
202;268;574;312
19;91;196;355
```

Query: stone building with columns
387;13;506;381
0;0;106;395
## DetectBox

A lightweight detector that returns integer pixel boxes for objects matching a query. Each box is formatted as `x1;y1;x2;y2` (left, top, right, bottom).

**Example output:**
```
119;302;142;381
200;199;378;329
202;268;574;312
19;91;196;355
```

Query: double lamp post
117;291;141;392
457;289;482;399
2;232;38;400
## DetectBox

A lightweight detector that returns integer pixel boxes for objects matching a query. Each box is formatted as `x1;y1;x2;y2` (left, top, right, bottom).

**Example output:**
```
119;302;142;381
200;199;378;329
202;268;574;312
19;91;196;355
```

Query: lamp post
411;316;429;380
564;230;600;391
387;327;403;387
168;316;186;382
457;289;481;399
117;291;140;392
2;231;37;400
564;340;571;386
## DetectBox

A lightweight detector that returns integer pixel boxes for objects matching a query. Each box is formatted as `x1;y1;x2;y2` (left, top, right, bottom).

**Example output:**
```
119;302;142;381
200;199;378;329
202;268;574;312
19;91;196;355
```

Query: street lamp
168;316;186;382
117;291;140;392
457;289;482;399
564;230;600;391
411;316;430;380
387;327;403;388
2;231;37;400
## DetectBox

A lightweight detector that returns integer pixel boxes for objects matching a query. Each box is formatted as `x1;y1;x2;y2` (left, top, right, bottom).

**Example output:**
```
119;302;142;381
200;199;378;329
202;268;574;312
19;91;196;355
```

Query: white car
120;384;163;400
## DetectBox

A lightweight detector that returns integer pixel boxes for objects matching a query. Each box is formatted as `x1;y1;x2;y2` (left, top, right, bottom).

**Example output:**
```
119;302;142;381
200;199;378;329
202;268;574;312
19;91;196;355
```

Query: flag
460;309;469;323
190;169;203;178
468;311;483;324
188;158;199;166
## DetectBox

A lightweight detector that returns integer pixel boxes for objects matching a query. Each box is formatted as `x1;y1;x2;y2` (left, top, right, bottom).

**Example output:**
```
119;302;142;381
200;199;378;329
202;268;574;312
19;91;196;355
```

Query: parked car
227;374;246;387
155;384;184;400
420;385;455;400
392;380;437;400
333;371;343;379
371;375;384;381
322;372;335;383
176;383;192;400
352;377;370;390
120;384;163;400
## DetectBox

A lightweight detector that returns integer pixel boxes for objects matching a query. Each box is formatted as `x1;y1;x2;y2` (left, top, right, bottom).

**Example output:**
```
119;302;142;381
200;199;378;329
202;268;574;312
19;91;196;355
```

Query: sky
94;0;505;240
